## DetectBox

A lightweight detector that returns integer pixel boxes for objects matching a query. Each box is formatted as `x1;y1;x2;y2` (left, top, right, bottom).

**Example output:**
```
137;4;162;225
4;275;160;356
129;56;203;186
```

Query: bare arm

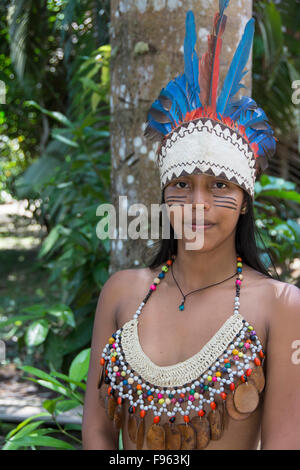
261;283;300;449
81;271;125;450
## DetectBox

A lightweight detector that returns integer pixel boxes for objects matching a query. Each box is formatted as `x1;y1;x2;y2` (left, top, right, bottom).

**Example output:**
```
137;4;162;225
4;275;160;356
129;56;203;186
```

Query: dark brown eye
214;181;228;189
175;181;189;189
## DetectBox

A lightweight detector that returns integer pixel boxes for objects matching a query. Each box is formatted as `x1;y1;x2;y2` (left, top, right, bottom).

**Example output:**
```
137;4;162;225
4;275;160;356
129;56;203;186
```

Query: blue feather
184;11;200;105
227;96;257;120
217;18;255;116
219;0;230;18
146;113;172;136
217;0;230;35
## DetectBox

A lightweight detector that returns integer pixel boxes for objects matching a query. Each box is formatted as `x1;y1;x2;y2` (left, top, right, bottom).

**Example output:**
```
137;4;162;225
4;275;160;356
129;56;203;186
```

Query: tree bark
109;0;253;273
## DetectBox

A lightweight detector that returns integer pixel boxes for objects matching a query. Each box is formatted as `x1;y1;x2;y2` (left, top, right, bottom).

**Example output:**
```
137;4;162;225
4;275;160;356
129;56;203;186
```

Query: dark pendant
179;299;185;311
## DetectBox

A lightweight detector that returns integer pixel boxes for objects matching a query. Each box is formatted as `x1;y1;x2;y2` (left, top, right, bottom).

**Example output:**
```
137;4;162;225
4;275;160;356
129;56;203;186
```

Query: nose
190;185;210;208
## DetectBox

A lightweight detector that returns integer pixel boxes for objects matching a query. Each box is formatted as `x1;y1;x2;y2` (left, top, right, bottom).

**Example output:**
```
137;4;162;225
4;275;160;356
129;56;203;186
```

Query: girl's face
163;173;246;251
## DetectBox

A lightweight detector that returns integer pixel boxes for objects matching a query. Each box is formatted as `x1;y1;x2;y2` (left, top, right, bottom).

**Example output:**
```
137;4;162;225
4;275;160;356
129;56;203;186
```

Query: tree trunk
109;0;252;274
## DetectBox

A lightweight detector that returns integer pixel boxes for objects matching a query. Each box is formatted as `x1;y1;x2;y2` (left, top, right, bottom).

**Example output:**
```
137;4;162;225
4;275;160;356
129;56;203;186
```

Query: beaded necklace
98;254;266;450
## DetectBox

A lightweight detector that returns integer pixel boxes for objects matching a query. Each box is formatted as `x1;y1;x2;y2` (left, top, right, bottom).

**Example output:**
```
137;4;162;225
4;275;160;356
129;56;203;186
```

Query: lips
191;220;215;226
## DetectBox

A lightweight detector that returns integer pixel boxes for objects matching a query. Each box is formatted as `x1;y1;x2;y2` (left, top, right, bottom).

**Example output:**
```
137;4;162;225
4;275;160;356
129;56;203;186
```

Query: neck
173;239;239;292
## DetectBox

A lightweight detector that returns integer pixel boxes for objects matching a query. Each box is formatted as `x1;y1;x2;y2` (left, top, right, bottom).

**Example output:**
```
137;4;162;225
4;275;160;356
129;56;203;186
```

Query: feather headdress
144;1;277;199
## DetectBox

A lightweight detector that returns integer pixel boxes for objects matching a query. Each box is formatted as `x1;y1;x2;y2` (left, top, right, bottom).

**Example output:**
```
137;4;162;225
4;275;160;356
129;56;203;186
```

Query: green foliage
253;0;300;145
1;1;111;372
2;349;90;450
254;174;300;280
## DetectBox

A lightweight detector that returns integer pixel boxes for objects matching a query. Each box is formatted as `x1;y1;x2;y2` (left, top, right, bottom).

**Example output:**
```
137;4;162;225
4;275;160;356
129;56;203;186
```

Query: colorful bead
198;410;205;417
232;349;239;355
153;277;160;284
215;371;221;377
108;337;114;344
229;383;235;391
166;259;173;266
153;416;160;424
150;284;156;290
210;402;217;410
140;410;146;418
184;415;190;423
220;392;227;400
100;358;105;365
162;265;168;272
254;357;261;366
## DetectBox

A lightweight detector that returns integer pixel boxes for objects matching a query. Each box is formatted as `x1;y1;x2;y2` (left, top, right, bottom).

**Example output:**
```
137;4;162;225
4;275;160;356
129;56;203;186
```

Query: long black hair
144;190;281;281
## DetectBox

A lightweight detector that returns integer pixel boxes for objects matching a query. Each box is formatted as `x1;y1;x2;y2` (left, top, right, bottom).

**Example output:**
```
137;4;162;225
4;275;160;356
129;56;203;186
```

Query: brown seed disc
208;409;223;440
190;416;210;449
250;366;265;393
177;423;196;450
128;414;138;444
136;418;145;450
146;424;166;450
113;404;124;431
108;395;117;420
233;382;259;414
226;391;251;421
163;423;182;450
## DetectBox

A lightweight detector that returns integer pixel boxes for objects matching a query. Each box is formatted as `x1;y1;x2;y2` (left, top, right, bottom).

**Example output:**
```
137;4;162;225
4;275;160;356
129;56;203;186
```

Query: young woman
82;5;300;450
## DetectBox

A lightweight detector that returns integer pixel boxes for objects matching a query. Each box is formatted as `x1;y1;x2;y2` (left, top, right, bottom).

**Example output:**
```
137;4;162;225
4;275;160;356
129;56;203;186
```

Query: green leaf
47;304;76;328
4;434;75;450
25;319;50;346
259;190;300;203
55;399;81;413
5;412;51;440
50;371;86;391
51;131;79;148
18;365;65;387
24;101;74;128
42;398;63;414
38;225;63;259
0;314;45;328
69;348;90;384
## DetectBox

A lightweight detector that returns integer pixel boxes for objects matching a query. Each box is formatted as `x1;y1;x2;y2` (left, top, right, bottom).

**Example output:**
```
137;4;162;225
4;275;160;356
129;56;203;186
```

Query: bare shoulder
243;264;300;327
104;265;161;291
244;263;299;302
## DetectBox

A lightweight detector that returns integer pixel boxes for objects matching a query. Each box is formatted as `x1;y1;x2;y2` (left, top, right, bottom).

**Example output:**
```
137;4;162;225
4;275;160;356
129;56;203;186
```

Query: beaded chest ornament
98;255;266;450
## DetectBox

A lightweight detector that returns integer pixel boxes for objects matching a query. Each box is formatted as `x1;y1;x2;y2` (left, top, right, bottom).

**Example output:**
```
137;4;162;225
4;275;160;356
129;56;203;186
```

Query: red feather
199;13;228;111
211;37;222;109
